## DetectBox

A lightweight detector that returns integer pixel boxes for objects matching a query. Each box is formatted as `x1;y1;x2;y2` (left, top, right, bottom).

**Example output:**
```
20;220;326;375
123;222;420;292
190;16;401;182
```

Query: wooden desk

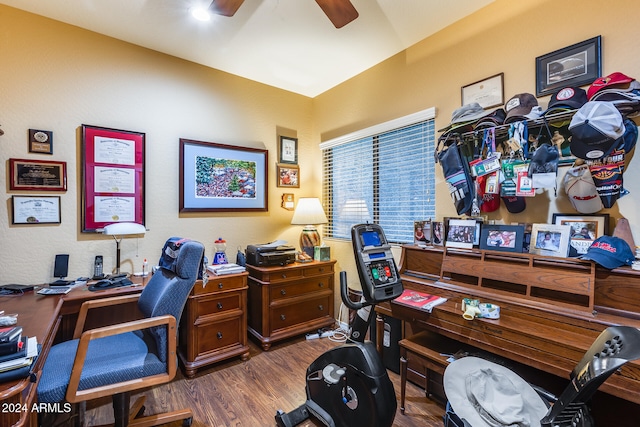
0;276;147;427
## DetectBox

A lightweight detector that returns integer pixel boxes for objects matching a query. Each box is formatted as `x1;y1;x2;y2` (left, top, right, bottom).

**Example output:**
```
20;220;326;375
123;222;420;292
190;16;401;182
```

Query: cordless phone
93;255;104;280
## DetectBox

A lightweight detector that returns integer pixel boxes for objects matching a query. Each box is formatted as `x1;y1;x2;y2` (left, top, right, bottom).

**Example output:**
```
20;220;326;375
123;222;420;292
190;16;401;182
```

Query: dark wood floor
83;335;445;426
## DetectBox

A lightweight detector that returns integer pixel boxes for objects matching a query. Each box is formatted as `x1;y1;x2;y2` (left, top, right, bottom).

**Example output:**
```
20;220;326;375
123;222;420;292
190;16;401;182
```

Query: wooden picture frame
530;223;572;258
552;213;610;256
9;158;67;191
81;125;145;232
278;136;298;164
276;163;300;188
461;73;504;109
11;195;61;224
535;36;602;97
479;224;524;253
179;138;268;212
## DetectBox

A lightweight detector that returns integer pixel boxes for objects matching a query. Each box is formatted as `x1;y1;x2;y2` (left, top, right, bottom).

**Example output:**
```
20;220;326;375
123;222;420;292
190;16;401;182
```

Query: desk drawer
303;264;334;277
271;296;331;331
195;317;242;354
195;292;242;317
270;277;330;301
193;275;245;296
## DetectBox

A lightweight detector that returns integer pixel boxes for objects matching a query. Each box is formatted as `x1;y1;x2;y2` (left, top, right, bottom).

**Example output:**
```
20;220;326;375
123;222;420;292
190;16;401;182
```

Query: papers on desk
207;263;246;275
0;336;38;375
395;289;447;313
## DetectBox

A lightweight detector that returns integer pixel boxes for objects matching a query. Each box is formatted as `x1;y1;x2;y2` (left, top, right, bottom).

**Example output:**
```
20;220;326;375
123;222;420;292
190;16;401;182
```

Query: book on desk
0;332;38;382
395;289;447;313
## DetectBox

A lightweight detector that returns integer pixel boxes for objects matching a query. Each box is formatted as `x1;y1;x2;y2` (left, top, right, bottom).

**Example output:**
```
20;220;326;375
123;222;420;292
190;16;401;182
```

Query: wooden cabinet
247;260;336;350
178;272;250;378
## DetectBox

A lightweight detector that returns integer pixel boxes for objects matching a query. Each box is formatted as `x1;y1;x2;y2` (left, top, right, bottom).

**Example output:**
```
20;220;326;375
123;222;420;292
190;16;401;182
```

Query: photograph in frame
180;138;268;212
479;224;524;253
277;164;300;188
431;221;444;246
529;223;572;258
445;219;477;249
278;136;298;164
414;220;432;246
552;213;609;256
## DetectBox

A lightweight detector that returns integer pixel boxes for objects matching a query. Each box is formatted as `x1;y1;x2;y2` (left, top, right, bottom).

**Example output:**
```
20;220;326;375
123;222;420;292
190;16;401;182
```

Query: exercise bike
276;224;404;427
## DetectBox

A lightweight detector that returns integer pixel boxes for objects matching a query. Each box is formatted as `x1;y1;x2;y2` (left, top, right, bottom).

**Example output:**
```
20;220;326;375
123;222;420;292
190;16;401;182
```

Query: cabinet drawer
271;296;331;330
303;264;334;277
270;277;330;301
195;292;242;317
193;275;245;296
195;317;242;354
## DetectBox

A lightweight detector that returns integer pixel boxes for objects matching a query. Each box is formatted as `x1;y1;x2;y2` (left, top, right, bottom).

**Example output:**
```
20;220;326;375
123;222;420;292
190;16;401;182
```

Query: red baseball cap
587;72;635;100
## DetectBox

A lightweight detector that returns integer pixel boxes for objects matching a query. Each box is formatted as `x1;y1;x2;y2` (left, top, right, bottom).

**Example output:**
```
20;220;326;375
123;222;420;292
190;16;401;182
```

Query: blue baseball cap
579;236;634;269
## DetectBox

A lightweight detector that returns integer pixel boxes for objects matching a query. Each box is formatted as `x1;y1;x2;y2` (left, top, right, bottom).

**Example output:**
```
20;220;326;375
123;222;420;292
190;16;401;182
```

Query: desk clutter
0;324;39;382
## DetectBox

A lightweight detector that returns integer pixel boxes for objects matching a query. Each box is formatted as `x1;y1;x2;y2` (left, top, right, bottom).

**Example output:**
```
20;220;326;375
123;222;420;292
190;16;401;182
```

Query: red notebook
395;289;447;312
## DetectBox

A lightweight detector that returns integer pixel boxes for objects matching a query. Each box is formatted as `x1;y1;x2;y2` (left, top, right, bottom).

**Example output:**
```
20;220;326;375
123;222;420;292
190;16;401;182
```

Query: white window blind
321;108;436;243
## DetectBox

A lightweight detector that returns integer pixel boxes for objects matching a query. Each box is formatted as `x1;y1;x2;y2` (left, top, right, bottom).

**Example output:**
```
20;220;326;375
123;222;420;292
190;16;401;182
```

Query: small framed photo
535;36;602;97
276;163;300;188
28;129;53;154
431;221;444;246
445;219;477;249
278;136;298;164
529;224;572;258
11;195;61;224
552;213;609;256
480;224;524;253
414;220;432;246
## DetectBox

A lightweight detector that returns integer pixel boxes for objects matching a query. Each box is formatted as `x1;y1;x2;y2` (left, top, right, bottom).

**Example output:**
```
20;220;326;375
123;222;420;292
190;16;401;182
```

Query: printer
246;241;296;266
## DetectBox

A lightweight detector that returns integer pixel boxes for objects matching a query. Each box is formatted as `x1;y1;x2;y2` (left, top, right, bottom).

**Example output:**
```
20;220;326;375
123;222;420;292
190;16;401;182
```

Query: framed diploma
9;158;67;191
179;138;268;212
11;196;61;224
81;124;145;232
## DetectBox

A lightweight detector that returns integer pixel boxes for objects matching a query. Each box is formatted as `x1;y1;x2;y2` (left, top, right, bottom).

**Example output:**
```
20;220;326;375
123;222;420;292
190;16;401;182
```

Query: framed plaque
9;158;67;191
28;129;53;154
11;196;61;224
81;124;146;232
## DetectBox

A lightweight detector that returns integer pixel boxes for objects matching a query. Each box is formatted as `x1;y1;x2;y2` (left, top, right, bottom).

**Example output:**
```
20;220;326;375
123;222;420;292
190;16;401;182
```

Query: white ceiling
1;0;494;97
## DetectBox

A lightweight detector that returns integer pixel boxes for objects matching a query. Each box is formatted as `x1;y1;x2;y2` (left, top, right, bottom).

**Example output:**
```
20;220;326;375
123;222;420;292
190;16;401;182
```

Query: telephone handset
92;255;104;280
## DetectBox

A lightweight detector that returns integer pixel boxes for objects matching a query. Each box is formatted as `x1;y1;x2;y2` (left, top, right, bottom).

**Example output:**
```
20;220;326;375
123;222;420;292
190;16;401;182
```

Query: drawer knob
217;302;223;310
218;282;224;289
281;273;287;279
318;305;324;311
217;332;223;339
280;314;286;321
319;268;324;272
280;289;286;295
318;282;324;288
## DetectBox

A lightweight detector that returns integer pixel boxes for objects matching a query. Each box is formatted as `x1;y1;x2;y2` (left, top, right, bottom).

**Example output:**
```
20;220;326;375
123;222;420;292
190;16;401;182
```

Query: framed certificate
12;196;61;224
81;125;145;232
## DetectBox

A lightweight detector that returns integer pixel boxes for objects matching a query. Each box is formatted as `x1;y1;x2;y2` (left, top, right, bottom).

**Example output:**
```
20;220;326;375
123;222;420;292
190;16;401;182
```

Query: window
321;108;436;243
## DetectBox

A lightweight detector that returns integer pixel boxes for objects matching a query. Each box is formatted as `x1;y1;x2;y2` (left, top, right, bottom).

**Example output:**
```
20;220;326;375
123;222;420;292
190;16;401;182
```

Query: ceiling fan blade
209;0;245;17
315;0;359;28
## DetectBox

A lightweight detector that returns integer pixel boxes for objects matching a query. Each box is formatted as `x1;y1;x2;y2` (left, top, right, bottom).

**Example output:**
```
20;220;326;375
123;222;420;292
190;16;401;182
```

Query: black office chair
37;238;205;427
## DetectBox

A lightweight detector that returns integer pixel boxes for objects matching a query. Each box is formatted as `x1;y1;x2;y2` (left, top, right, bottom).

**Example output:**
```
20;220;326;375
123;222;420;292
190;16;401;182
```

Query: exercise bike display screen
361;230;382;247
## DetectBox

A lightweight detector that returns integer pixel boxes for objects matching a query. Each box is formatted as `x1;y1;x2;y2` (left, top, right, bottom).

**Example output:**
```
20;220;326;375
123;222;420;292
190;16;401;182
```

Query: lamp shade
291;198;327;225
103;222;146;235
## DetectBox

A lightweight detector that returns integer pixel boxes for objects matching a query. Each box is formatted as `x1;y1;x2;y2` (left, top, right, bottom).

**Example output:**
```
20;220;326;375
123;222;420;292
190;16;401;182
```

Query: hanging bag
436;135;475;215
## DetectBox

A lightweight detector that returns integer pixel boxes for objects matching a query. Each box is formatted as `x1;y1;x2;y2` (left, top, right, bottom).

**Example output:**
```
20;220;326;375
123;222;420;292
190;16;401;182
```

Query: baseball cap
587;72;635;100
501;196;526;213
563;164;603;213
504;93;539;124
474;108;506;130
438;103;495;133
477;174;500;212
569;101;625;160
579;235;634;269
545;87;588;115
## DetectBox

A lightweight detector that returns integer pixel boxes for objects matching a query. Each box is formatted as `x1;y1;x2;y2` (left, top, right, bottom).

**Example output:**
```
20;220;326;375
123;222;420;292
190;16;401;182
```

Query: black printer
246;242;296;266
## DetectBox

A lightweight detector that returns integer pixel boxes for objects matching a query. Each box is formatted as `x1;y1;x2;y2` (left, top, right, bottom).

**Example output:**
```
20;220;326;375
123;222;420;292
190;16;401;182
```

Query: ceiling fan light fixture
190;6;211;22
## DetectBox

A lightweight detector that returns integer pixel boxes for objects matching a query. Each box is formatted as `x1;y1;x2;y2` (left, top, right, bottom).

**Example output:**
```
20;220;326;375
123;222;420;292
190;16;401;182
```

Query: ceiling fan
209;0;359;28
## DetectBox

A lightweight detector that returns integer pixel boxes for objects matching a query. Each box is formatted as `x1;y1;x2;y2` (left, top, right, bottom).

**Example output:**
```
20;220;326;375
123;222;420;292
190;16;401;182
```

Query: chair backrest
137;239;205;362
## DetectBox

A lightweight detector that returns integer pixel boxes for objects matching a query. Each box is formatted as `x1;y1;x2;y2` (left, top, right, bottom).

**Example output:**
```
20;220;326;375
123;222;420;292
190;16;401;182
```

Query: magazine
395;289;447;313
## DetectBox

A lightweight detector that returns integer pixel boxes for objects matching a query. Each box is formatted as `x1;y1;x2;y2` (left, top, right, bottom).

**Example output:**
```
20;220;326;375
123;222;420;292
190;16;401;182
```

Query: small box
314;246;331;261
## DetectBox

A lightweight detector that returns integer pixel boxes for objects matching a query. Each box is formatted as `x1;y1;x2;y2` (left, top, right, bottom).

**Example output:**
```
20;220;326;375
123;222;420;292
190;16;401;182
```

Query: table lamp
102;222;146;274
291;197;327;257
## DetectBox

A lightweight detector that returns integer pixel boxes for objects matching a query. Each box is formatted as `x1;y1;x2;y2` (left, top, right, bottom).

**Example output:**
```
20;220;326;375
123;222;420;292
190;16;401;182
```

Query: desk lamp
291;197;328;258
102;222;146;274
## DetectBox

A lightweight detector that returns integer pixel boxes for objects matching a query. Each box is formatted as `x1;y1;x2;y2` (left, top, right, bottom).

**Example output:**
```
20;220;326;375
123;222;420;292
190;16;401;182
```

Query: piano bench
399;330;469;413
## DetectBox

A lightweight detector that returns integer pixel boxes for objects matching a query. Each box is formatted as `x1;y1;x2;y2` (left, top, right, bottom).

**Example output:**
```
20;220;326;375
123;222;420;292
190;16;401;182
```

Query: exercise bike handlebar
340;271;371;311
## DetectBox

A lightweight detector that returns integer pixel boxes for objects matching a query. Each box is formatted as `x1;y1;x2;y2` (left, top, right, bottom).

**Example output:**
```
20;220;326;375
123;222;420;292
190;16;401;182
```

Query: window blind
321;108;436;243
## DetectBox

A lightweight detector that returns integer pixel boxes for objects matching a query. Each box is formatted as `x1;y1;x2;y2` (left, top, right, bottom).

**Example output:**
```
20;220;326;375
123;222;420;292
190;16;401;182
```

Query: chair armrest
66;314;177;403
73;294;142;339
